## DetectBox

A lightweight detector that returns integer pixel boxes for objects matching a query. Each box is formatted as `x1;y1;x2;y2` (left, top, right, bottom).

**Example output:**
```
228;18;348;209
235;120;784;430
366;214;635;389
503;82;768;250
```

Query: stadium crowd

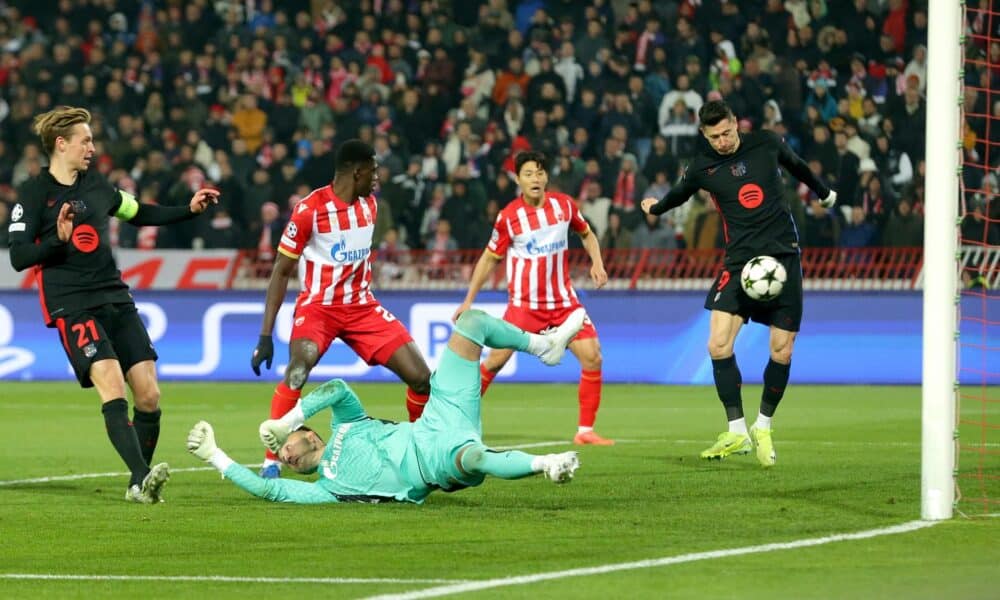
0;0;995;259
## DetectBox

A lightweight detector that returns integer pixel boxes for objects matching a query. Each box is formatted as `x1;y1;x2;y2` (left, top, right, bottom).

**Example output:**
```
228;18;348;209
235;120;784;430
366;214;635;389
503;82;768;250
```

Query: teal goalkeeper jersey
223;380;434;504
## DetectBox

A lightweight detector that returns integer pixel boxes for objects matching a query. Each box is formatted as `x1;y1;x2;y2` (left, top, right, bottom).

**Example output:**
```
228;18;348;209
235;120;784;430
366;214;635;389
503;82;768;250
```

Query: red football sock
479;363;497;397
578;369;602;428
406;388;429;422
265;383;301;461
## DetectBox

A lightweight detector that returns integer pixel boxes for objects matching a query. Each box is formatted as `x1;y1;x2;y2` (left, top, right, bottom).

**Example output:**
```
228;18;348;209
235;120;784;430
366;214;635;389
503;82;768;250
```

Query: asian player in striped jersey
454;151;614;445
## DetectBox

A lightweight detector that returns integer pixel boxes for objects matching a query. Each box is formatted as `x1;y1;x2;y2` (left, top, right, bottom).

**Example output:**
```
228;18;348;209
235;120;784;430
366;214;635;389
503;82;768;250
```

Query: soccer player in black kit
641;101;837;467
7;107;219;502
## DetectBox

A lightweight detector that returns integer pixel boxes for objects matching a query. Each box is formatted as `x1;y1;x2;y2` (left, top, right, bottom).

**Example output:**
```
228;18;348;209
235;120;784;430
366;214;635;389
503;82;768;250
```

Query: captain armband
113;190;140;220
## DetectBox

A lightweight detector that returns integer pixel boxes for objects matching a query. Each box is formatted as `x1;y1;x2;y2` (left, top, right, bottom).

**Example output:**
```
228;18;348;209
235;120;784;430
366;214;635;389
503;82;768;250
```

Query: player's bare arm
578;228;607;288
251;251;299;375
452;249;502;322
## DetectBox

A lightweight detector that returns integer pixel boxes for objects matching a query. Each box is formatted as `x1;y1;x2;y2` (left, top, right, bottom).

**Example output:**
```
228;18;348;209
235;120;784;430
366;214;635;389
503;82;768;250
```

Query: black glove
251;335;274;376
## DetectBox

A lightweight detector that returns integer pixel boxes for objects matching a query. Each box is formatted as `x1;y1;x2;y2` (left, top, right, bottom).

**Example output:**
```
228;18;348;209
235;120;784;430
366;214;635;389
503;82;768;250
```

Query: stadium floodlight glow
921;0;961;521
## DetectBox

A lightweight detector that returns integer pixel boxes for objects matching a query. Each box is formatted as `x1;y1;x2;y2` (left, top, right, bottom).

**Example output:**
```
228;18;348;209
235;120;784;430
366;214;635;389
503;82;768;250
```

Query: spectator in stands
840;206;877;248
633;212;677;250
881;197;924;248
962;194;1000;246
598;209;630;250
0;0;932;256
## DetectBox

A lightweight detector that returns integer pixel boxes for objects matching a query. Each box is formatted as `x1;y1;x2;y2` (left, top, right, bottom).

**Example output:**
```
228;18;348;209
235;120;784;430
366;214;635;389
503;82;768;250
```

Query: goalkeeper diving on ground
186;309;585;503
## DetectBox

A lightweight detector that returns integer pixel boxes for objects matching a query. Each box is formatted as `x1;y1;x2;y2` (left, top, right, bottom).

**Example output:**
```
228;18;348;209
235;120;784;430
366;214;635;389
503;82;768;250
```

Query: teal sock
454;309;531;351
460;445;536;479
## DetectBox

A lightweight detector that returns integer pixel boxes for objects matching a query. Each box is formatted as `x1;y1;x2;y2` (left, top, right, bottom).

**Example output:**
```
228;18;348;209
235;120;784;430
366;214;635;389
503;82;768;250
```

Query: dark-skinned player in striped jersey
641;100;837;467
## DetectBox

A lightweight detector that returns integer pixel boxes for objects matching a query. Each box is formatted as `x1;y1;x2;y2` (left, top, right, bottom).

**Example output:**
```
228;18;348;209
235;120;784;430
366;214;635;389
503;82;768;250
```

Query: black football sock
133;408;162;465
712;355;744;421
760;359;791;418
102;399;149;487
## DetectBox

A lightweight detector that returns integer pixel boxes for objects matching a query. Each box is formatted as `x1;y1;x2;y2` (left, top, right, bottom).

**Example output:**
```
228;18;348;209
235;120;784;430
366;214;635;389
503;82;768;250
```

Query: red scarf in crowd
614;171;636;210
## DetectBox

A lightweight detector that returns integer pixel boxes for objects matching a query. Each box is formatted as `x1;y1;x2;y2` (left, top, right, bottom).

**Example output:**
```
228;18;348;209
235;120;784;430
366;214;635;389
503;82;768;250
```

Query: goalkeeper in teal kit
186;309;585;503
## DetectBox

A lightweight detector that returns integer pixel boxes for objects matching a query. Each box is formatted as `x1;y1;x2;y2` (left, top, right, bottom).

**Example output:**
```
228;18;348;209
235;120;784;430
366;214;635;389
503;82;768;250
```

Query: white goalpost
921;0;962;521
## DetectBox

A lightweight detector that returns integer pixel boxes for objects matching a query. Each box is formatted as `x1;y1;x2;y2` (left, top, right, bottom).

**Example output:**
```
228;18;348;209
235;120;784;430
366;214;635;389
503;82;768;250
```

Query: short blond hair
32;106;92;156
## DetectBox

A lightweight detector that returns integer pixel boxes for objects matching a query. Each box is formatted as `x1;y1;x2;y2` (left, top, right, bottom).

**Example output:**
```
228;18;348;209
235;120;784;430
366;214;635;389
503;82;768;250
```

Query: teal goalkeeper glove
186;421;218;461
259;419;291;454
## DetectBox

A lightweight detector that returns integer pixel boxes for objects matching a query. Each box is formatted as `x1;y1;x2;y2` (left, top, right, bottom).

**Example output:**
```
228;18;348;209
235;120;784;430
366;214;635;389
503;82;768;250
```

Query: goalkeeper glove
186;421;218;461
259;419;291;454
818;190;837;209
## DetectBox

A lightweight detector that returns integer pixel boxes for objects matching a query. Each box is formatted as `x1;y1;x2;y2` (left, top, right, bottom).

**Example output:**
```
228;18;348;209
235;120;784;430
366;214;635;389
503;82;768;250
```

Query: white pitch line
0;466;220;487
0;441;575;487
1;438;994;487
365;520;938;600
0;574;470;585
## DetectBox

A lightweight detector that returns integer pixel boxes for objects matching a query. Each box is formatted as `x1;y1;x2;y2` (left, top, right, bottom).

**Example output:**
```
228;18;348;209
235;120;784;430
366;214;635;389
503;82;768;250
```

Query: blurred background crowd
0;0;996;262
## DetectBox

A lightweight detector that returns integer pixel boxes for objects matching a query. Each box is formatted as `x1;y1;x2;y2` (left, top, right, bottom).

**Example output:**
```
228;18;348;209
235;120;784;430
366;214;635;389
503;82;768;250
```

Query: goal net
956;0;1000;516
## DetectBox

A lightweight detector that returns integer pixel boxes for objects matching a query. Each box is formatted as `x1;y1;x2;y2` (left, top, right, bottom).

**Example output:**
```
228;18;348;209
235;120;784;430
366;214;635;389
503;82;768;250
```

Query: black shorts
703;253;803;332
53;303;158;388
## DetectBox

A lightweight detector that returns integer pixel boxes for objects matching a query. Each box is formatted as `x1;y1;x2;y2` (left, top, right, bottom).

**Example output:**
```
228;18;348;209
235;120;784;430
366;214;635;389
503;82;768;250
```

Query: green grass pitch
0;382;996;599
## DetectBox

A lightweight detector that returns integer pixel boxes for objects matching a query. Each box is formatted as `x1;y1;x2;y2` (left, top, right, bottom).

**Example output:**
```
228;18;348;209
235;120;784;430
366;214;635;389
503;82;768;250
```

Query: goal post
921;0;961;521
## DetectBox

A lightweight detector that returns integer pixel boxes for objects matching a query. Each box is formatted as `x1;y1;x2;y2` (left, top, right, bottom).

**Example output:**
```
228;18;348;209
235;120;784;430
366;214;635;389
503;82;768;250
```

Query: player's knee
286;364;310;390
134;387;161;411
707;339;733;359
455;309;485;333
770;345;793;364
458;444;486;474
581;348;602;371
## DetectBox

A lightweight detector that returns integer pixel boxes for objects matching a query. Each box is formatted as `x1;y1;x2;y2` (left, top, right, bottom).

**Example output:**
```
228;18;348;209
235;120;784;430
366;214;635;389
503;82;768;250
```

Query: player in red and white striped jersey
250;140;432;477
454;151;614;445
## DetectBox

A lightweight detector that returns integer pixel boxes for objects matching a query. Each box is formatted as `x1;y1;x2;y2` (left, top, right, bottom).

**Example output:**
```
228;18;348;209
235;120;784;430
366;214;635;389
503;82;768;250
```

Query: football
740;255;787;301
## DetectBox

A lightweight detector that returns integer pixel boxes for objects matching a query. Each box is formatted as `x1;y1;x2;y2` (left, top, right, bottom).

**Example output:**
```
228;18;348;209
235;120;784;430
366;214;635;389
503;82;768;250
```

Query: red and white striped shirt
278;186;377;306
487;191;590;310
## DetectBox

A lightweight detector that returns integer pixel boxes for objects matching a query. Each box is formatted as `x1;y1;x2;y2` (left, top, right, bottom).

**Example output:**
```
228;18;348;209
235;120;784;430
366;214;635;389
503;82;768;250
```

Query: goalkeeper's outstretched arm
187;421;339;504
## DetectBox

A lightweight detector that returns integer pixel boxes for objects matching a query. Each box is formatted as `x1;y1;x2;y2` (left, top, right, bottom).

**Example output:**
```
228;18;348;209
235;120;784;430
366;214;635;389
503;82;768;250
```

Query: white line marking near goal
364;520;938;600
0;574;470;585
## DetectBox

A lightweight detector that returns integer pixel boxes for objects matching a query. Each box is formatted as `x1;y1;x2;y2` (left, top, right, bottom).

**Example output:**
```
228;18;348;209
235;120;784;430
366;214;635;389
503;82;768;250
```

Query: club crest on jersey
525;237;567;255
730;161;748;177
330;235;370;263
551;200;564;221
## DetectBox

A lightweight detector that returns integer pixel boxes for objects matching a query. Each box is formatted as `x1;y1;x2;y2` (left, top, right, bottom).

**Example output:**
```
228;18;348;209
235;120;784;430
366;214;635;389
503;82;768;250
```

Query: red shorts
291;301;413;366
502;304;598;341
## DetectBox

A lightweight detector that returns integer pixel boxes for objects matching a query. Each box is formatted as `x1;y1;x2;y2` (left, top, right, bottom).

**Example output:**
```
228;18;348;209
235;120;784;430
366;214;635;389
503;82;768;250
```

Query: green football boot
750;425;776;467
700;431;751;460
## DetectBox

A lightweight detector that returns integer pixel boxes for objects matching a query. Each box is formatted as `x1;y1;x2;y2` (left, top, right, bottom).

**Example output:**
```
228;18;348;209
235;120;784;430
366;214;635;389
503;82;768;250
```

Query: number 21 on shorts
72;320;100;348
